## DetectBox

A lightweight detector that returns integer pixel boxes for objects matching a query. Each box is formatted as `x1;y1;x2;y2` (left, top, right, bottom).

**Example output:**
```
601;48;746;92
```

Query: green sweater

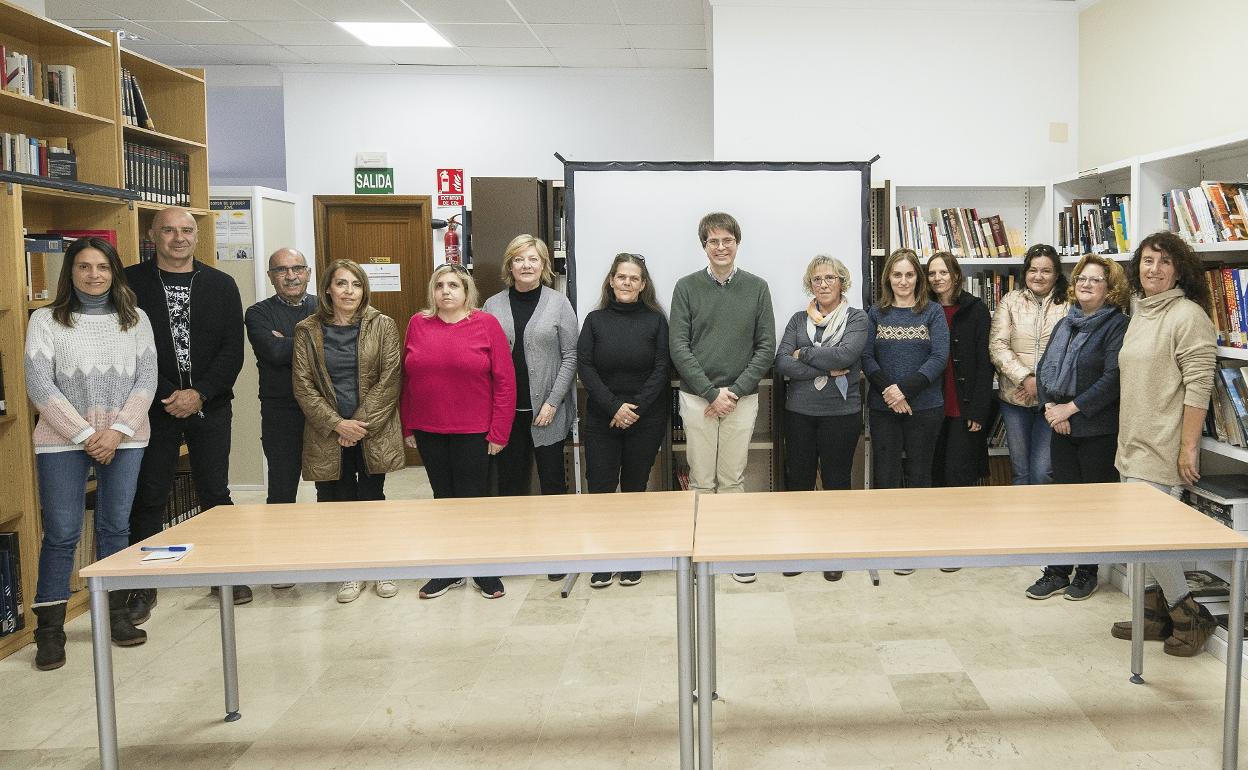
669;267;776;401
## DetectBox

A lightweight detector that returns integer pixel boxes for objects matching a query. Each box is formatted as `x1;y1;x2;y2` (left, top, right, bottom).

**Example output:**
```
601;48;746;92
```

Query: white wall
711;0;1079;184
282;66;713;257
207;85;287;190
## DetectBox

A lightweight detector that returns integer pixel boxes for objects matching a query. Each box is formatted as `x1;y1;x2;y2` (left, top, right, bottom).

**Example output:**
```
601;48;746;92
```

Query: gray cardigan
483;285;578;447
774;307;868;417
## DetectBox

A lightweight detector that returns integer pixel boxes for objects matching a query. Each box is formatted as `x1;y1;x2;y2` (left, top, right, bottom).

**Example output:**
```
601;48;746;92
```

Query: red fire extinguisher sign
436;169;464;207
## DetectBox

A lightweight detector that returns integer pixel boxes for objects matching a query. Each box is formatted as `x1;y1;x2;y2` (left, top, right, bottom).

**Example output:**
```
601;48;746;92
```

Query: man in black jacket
244;247;316;505
125;206;246;619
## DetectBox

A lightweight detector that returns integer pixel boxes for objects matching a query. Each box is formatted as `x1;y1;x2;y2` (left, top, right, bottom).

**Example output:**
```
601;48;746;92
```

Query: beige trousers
678;391;759;494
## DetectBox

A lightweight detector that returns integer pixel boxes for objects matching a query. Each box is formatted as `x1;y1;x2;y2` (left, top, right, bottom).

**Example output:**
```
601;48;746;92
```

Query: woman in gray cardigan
482;235;578;520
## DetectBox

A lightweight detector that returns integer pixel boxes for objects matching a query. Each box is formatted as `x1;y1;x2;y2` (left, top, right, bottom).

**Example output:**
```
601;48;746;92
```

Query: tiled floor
1;469;1244;768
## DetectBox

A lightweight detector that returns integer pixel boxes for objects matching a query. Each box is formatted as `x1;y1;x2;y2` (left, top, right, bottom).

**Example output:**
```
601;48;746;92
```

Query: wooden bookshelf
0;0;214;661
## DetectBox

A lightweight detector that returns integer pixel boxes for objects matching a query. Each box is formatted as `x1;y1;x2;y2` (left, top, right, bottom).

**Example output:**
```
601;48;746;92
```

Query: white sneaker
893;569;915;576
271;583;295;590
732;573;756;584
374;580;398;598
336;581;363;603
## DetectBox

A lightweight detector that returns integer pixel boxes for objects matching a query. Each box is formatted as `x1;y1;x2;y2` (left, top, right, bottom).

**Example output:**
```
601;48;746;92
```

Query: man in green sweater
670;212;776;582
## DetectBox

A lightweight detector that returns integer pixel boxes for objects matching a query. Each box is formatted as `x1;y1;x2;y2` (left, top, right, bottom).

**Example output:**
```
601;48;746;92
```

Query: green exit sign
354;167;394;195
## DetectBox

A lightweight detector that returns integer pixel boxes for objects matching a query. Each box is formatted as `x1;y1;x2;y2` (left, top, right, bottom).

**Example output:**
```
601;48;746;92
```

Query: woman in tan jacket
989;244;1068;486
293;259;404;603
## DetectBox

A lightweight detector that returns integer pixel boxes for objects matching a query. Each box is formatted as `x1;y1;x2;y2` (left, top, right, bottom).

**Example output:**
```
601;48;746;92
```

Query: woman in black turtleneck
576;253;670;588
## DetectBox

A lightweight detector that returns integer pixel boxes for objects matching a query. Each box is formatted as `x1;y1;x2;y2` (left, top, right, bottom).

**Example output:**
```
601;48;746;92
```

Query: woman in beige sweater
1111;231;1217;657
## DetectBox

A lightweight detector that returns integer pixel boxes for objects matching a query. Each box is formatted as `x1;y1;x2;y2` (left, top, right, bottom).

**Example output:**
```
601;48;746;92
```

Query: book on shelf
43;64;77;110
24;235;64;302
120;68;155;130
894;206;1014;258
124;142;190;206
0;46;78;108
1203;265;1248;348
670;390;684;442
1183;477;1248;531
0;531;26;637
1;133;75;180
1165;182;1248;246
1057;195;1130;257
44;229;117;248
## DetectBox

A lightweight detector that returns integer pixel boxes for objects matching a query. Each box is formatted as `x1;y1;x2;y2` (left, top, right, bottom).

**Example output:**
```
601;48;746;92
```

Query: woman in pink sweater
401;263;516;599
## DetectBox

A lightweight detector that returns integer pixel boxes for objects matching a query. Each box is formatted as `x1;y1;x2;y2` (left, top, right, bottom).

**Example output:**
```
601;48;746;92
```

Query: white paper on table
140;543;194;564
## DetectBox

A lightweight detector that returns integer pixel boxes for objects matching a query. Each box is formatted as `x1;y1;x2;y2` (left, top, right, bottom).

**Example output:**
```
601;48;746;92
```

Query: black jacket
947;291;994;425
1035;308;1128;438
125;259;244;411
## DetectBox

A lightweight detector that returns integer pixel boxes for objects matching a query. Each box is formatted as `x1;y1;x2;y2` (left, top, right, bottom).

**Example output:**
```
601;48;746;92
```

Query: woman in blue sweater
862;249;949;574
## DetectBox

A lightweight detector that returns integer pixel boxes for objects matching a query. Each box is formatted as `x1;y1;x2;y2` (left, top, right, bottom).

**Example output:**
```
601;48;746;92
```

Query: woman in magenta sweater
401;263;516;599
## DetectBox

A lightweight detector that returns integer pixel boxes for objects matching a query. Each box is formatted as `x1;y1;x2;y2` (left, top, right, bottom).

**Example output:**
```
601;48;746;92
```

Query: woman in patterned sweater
25;237;157;670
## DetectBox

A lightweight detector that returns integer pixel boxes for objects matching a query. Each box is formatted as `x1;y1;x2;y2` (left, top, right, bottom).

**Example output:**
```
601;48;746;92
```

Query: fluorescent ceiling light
336;22;451;48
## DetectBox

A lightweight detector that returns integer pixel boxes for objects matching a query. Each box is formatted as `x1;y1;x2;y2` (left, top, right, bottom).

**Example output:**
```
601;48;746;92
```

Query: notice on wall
437;168;464;207
360;262;401;292
211;199;253;261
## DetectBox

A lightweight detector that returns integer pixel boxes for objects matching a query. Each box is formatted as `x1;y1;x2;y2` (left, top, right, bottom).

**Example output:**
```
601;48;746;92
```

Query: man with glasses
669;212;776;583
245;248;317;508
124;206;246;617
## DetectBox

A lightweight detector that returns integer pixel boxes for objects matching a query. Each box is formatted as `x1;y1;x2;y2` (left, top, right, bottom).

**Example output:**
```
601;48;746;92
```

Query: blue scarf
1037;304;1117;399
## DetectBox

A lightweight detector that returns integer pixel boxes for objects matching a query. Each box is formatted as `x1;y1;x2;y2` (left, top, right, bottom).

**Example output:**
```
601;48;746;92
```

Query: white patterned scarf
805;299;850;399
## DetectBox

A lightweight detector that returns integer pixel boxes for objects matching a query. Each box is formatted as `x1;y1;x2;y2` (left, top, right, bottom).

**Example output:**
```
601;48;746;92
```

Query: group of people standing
23;202;1220;672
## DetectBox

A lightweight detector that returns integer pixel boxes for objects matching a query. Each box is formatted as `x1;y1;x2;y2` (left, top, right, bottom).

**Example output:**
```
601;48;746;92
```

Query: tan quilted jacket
989;288;1067;407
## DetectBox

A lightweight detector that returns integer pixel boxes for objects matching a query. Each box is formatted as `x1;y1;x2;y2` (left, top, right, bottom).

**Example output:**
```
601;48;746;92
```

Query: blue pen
140;546;188;552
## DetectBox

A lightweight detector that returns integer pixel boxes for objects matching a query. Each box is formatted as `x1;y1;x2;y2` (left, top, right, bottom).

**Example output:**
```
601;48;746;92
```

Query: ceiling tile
463;47;557;66
635;48;706;68
532;23;627;48
550;47;638;68
190;0;324;21
435;23;540;48
291;0;421;22
509;0;618;25
123;43;231;65
615;0;704;25
82;0;222;21
46;0;118;20
283;45;396;64
63;19;182;44
625;24;704;50
193;44;310;64
404;0;520;24
138;21;273;45
382;47;475;65
237;21;361;45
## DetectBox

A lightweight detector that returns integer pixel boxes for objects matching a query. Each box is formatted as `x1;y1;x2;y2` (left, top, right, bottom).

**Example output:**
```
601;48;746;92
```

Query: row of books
25;231;117;302
1205;265;1248;348
1056;195;1131;257
120;68;154;130
1;133;76;180
894;206;1020;258
1;47;77;109
962;271;1019;313
125;142;190;206
1164;182;1248;245
670;391;686;442
1206;362;1248;448
163;469;201;529
0;532;25;638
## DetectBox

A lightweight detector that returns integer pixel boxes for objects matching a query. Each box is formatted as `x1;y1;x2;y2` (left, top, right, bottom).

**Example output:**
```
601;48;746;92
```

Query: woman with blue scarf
1024;254;1130;601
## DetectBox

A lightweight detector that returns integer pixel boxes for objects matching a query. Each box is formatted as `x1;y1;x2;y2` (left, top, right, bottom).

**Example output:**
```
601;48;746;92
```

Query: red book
47;229;117;248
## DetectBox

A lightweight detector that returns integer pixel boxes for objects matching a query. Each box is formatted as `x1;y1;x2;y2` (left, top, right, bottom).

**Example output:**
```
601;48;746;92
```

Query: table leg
1130;562;1145;685
676;558;695;770
560;572;578;599
1222;550;1245;770
89;579;119;770
696;563;714;770
218;584;242;722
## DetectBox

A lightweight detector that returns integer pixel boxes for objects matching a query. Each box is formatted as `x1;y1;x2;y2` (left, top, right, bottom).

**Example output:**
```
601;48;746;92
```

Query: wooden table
80;491;698;770
691;483;1248;770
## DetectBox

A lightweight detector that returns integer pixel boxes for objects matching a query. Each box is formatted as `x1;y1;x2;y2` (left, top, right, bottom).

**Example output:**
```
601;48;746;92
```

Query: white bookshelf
889;183;1049;256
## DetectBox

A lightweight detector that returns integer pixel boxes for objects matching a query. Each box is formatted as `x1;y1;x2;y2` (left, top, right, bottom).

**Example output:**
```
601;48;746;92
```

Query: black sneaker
1025;572;1070;599
475;576;505;599
822;571;843;582
893;569;915;576
939;568;961;573
548;574;566;581
127;588;156;626
210;585;253;605
618;572;641;586
1064;571;1099;601
590;572;614;588
782;572;802;577
418;577;465;599
732;573;756;584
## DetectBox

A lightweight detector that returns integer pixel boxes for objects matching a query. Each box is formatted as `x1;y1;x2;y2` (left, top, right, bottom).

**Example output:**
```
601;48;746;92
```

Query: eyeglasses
1074;275;1106;285
811;276;840;286
268;265;309;276
439;262;469;274
705;238;737;248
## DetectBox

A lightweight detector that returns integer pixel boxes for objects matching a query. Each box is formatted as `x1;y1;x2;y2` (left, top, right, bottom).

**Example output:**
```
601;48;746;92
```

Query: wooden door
313;195;433;465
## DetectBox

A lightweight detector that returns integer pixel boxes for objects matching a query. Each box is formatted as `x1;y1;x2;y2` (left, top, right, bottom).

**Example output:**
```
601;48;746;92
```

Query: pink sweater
400;311;516;445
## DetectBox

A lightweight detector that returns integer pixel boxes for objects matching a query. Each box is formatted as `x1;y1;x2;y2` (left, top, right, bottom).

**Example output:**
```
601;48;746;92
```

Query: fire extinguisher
444;214;461;264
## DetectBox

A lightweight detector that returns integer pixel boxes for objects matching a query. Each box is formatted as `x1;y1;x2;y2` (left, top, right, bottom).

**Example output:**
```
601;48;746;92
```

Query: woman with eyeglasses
1022;254;1130;601
402;264;516;599
292;259;405;604
576;254;669;588
989;244;1068;488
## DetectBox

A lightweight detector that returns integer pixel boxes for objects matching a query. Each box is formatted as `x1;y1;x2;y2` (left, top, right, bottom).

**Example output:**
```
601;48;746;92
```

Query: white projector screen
566;162;872;341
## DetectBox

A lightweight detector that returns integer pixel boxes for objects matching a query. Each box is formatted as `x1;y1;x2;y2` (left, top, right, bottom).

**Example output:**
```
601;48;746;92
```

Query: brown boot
1110;585;1172;641
1163;594;1217;657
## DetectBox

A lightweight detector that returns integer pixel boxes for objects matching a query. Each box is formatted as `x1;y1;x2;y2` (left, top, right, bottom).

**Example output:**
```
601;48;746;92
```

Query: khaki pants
679;391;759;494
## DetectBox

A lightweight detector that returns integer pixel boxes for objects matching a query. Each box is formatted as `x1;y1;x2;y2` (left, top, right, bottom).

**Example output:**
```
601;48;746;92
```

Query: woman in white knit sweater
24;237;156;670
1111;231;1217;657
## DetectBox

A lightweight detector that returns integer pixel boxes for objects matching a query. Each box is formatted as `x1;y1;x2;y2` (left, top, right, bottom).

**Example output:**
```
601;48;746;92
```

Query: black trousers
413;430;489;499
1046;431;1119;578
932;415;986;488
582;410;666;493
495;410;567;496
260;401;304;504
783;410;862;491
869;407;943;490
130;403;234;544
315;443;386;502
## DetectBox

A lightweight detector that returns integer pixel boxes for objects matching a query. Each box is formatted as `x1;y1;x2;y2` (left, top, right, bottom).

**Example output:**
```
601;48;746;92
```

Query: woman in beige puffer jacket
989;244;1068;485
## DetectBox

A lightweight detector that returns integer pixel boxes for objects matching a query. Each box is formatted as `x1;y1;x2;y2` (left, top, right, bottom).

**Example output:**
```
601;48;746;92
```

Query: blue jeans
999;401;1052;486
35;448;144;604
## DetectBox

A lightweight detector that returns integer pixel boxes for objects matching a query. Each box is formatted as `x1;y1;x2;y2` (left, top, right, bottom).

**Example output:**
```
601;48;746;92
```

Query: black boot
127;588;156;626
109;591;147;647
33;603;67;671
